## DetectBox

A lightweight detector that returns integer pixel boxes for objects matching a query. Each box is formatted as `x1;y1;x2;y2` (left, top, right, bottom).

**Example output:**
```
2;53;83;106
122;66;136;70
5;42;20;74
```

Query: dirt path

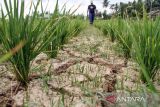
0;26;140;107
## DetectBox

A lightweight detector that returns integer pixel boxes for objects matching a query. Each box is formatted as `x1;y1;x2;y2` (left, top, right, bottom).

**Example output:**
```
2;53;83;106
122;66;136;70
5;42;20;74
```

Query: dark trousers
89;13;95;24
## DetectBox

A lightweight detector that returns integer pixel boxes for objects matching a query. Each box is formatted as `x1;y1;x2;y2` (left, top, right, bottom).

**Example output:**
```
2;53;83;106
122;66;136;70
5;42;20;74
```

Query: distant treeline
97;0;160;19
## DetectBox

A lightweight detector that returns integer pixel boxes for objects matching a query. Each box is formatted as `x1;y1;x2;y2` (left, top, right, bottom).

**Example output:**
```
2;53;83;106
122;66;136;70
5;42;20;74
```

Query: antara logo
105;95;117;103
105;95;145;103
101;93;146;104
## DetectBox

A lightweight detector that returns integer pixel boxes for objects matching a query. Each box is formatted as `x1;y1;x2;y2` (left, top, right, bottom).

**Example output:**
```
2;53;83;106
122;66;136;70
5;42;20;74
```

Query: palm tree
110;3;118;13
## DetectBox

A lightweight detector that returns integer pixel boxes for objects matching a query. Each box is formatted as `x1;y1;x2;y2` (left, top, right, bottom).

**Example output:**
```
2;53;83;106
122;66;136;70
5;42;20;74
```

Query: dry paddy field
0;26;160;107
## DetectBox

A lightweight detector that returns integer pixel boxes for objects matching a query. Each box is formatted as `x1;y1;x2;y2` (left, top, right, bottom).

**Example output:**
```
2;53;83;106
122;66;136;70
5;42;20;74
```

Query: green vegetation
0;0;56;86
131;17;160;89
95;16;160;91
0;0;85;87
46;18;86;58
95;20;117;42
100;0;160;19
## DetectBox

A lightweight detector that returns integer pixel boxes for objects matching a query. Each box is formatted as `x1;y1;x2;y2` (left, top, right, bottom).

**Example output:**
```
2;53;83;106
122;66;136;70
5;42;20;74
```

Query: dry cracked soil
0;26;159;107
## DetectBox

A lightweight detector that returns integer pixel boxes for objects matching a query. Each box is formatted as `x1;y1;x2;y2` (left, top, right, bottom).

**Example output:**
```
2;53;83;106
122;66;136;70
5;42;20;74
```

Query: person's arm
94;5;96;14
87;9;88;17
87;6;89;17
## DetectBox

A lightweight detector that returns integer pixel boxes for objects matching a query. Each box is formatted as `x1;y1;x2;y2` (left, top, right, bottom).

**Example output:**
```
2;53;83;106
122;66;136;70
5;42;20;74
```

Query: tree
96;10;102;18
110;4;115;11
110;3;119;16
103;10;107;19
103;0;109;8
107;0;159;18
102;0;110;19
145;0;152;12
136;0;143;17
119;2;128;18
115;3;119;12
152;0;160;9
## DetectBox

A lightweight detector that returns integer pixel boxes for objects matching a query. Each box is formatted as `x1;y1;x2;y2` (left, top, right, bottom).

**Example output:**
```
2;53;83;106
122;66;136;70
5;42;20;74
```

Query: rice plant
70;19;86;36
44;1;86;58
94;17;159;91
108;21;117;42
46;18;86;58
95;19;132;65
116;19;133;65
46;17;69;58
0;0;62;87
98;21;109;36
95;20;117;42
131;17;160;89
94;20;103;30
0;42;24;64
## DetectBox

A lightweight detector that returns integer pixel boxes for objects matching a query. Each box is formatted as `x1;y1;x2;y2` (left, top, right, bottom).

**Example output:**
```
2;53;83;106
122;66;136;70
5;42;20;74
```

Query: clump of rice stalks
95;19;132;64
70;19;86;36
95;20;117;42
45;2;86;58
131;17;160;89
46;17;70;58
94;20;104;31
102;24;109;36
0;0;61;87
116;19;132;65
46;18;86;58
95;20;109;37
108;22;117;42
94;17;158;91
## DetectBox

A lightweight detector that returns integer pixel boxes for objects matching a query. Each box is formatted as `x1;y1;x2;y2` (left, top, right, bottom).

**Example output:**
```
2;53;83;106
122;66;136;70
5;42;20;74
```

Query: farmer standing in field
87;0;96;24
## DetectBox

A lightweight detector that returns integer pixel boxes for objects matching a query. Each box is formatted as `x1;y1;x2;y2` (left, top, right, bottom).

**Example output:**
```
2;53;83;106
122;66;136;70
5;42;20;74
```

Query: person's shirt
88;4;96;14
